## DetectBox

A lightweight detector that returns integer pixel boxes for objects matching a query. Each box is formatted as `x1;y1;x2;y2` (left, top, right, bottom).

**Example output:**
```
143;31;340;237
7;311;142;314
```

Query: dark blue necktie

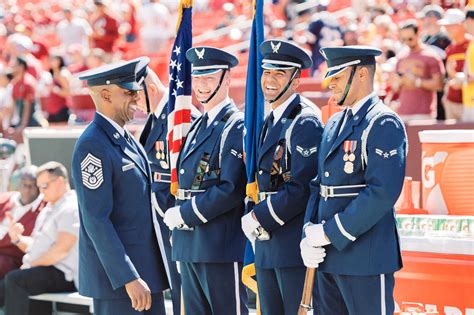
195;113;209;142
264;112;274;141
338;109;353;136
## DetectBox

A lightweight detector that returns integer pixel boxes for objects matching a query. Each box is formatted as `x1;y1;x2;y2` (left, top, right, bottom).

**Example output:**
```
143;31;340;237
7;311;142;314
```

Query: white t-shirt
137;2;172;39
56;18;92;49
23;190;80;287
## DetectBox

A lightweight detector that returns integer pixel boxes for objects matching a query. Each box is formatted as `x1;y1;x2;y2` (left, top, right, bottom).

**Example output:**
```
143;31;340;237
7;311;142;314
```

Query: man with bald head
72;58;170;315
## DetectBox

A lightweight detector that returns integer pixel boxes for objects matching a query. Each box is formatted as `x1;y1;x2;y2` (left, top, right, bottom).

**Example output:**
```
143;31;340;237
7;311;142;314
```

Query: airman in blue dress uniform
163;47;248;315
301;46;407;315
240;40;324;315
136;65;190;315
72;58;170;315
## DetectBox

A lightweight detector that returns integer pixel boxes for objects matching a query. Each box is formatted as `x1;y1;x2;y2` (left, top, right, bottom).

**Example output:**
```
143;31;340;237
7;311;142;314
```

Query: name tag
122;163;136;172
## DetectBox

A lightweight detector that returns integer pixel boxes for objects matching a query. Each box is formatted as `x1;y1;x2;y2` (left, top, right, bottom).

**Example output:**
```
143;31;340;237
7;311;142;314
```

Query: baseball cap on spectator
416;5;443;19
438;9;465;25
7;33;33;52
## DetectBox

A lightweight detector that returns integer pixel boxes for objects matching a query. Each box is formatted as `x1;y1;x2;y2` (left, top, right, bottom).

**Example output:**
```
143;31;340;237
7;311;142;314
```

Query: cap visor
324;67;348;79
191;69;223;77
438;19;457;25
261;63;295;70
117;81;143;91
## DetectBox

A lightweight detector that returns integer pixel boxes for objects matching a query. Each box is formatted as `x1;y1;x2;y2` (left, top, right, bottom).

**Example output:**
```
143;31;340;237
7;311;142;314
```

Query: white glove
300;238;326;268
176;261;181;274
163;206;184;230
241;211;260;242
305;223;331;247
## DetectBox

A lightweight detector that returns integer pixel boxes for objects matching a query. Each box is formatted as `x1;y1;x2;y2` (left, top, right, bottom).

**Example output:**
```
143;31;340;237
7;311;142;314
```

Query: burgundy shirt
396;46;445;116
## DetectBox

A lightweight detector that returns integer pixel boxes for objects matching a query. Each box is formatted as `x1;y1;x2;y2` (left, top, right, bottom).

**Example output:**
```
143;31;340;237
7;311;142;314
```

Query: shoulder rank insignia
80;153;104;190
231;149;243;159
375;148;397;159
296;145;317;158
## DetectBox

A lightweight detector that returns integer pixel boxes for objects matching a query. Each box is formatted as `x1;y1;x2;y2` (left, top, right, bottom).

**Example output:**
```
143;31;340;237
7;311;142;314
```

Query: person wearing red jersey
393;20;445;121
440;9;470;120
90;0;119;56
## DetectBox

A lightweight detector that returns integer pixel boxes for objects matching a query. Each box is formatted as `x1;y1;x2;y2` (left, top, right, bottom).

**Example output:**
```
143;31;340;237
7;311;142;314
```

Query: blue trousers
256;266;306;315
93;293;165;315
315;272;395;315
158;220;181;315
181;262;248;315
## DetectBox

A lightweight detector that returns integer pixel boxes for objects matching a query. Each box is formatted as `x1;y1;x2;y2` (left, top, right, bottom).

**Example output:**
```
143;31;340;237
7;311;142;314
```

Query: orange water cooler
394;130;474;315
418;130;474;215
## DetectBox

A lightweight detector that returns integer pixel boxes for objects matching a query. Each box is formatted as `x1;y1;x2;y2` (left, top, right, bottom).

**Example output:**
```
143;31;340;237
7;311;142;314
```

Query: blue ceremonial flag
242;0;264;307
167;0;194;196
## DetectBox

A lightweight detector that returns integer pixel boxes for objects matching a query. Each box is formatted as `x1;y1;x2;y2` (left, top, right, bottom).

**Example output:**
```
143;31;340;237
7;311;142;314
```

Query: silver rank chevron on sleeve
80;153;104;190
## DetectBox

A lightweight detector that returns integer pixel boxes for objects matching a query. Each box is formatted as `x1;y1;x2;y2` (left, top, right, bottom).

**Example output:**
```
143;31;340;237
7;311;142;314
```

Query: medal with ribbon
343;140;357;174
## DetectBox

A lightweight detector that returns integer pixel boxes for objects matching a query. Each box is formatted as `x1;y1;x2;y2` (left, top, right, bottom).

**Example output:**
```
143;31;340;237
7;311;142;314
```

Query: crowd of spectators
282;1;473;122
0;0;472;140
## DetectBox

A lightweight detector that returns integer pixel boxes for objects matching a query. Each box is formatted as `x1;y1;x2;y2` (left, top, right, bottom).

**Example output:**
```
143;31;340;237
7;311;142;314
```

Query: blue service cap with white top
135;58;149;85
185;46;238;76
78;57;150;91
320;45;382;79
260;39;312;70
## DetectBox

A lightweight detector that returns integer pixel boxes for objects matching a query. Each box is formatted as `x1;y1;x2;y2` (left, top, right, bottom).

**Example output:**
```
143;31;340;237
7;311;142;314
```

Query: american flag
167;1;193;195
242;0;264;312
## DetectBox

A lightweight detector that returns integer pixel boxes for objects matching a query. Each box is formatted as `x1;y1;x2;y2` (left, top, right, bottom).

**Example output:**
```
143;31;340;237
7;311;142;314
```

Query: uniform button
180;169;185;174
324;171;330;178
258;170;263;175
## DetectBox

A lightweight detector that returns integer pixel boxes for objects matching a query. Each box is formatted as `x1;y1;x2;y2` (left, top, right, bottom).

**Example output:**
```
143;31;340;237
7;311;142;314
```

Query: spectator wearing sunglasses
392;20;445;121
0;161;79;315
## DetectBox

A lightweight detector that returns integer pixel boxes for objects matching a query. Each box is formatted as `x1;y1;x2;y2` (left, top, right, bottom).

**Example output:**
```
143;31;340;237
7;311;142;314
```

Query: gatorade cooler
321;95;343;124
418;130;474;215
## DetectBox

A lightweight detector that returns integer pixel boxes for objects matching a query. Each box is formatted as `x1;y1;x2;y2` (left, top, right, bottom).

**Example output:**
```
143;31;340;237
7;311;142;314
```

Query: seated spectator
45;54;71;123
0;161;79;315
0;165;45;279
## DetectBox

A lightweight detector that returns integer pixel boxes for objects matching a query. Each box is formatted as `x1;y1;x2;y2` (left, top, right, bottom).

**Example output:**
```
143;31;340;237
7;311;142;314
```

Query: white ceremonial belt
176;189;205;200
319;184;366;201
257;191;277;203
153;172;171;183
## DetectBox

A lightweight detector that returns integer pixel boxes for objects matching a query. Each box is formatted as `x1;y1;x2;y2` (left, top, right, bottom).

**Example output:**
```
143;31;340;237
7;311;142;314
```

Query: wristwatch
415;78;422;88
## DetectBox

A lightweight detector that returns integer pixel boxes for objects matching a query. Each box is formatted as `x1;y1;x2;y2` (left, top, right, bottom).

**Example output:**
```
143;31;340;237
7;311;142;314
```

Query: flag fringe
177;0;193;32
246;182;259;203
242;263;258;293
